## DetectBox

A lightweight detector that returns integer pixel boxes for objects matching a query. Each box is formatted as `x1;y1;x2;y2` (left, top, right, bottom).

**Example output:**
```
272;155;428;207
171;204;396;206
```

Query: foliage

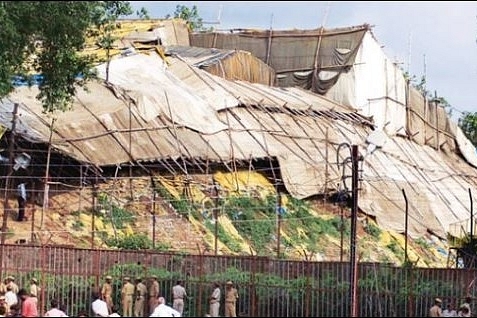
167;4;204;31
136;6;150;19
458;111;477;147
403;71;452;115
223;195;276;255
204;220;243;253
364;221;382;239
155;183;196;217
97;192;135;229
72;219;85;231
87;1;133;82
0;1;147;113
105;233;152;250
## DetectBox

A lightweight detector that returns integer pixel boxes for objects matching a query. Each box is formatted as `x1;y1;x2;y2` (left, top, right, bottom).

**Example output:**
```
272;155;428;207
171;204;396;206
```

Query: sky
129;1;477;119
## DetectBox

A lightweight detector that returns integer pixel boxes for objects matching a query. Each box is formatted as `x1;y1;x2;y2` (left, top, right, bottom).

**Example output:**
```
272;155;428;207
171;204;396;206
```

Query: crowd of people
93;275;239;317
429;296;474;317
0;273;240;317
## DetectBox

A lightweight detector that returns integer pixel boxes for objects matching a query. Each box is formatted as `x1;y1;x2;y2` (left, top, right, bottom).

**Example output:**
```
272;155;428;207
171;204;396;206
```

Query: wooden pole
40;117;55;230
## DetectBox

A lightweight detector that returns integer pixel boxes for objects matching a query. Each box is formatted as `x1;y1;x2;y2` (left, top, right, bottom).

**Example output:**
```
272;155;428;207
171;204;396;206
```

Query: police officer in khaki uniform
121;276;135;317
148;275;160;315
101;275;113;314
224;280;239;317
134;277;147;317
172;279;187;316
29;278;41;306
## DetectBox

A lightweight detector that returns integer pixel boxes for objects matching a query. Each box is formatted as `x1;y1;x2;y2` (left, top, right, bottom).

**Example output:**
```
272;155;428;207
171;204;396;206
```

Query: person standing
101;275;114;315
429;297;443;317
134;277;147;318
121;277;135;318
458;297;472;317
224;281;238;317
208;282;221;317
18;289;37;317
92;291;109;317
148;275;160;315
4;285;17;314
29;278;40;306
442;302;457;317
172;279;187;316
6;276;19;295
16;182;27;222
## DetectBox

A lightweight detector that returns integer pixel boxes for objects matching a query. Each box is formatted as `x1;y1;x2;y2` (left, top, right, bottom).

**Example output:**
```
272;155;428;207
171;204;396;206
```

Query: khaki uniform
121;280;135;317
101;281;113;314
225;286;239;317
134;281;148;317
29;282;41;306
148;279;160;314
172;283;187;316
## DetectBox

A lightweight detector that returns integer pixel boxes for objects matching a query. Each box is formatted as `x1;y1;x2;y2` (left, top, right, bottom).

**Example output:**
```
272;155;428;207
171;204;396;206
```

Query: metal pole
150;176;157;249
277;193;282;259
213;183;219;255
340;204;344;262
469;188;473;241
91;178;97;249
402;189;409;263
152;190;156;249
350;145;359;317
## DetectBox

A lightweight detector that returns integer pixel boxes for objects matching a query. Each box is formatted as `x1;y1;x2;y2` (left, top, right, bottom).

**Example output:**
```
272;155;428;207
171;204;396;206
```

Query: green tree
88;1;133;82
0;1;134;113
458;111;477;147
167;4;204;31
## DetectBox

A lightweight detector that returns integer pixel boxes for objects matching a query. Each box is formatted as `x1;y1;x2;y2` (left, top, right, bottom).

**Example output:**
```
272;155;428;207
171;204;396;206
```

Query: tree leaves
0;1;132;113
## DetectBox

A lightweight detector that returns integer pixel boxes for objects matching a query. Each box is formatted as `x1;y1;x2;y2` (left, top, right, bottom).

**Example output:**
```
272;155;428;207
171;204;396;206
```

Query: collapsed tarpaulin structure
0;20;476;240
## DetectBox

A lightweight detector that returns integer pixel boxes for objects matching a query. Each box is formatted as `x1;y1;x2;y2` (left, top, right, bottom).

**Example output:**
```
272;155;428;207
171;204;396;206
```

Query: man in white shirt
92;291;110;317
149;297;181;317
4;285;17;313
44;299;68;317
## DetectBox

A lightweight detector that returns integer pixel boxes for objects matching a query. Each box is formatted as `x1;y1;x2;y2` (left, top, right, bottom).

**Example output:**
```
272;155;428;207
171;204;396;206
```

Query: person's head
9;303;20;313
158;296;166;305
135;277;142;283
214;282;220;288
226;281;233;288
50;299;59;308
465;296;472;303
92;291;101;300
177;279;183;286
77;310;88;317
18;288;29;300
105;275;112;282
0;305;6;316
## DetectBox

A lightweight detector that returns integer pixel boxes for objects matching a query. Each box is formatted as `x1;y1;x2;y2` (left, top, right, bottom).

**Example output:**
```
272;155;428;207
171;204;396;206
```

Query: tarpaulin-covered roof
190;24;370;94
165;45;276;85
1;51;477;240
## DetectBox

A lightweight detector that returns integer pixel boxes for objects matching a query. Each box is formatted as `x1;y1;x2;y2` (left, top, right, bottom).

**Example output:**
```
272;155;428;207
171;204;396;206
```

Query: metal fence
1;243;476;317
